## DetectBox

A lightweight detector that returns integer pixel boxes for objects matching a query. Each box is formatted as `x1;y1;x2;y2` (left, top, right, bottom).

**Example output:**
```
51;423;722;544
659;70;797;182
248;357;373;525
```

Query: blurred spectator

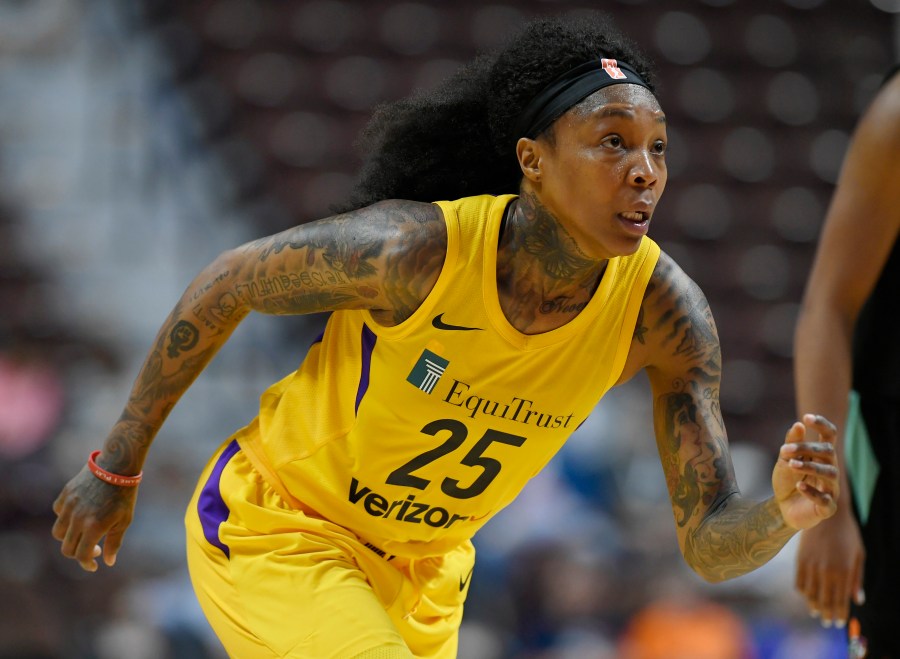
0;353;64;459
618;594;755;659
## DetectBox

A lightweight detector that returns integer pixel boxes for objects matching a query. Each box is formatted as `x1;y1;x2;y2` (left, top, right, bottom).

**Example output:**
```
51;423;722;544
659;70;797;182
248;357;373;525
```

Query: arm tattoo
237;200;442;320
633;306;648;344
250;214;382;278
658;381;732;528
103;301;223;471
374;203;447;324
166;320;199;357
102;201;443;472
648;256;790;580
684;496;795;581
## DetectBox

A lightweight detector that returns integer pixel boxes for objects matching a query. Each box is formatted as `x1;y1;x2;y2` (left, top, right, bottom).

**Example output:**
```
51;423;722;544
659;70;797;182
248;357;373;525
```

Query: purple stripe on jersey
355;324;377;414
197;439;240;558
308;313;330;349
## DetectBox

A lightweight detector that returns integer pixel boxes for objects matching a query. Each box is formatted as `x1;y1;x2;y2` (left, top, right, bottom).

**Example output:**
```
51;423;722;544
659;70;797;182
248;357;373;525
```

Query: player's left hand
773;414;839;531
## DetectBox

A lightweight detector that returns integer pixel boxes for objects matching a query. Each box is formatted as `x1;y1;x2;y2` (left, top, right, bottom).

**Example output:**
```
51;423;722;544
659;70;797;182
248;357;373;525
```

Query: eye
652;140;667;155
601;135;624;148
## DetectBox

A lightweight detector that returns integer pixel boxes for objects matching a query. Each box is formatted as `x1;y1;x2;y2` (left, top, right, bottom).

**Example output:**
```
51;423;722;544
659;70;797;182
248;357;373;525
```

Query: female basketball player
52;13;838;658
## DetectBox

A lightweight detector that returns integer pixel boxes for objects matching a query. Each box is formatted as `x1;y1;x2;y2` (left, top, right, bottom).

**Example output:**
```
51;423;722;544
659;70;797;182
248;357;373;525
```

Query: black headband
515;58;652;139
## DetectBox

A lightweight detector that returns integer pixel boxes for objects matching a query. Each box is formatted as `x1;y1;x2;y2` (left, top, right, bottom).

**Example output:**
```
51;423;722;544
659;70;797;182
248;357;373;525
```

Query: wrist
88;451;143;487
769;496;802;535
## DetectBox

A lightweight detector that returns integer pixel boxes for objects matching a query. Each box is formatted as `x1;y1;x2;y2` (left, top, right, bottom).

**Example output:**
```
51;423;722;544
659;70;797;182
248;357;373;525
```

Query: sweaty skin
53;85;838;585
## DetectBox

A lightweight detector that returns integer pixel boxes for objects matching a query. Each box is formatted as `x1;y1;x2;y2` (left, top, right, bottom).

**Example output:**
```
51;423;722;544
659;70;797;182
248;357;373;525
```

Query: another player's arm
795;72;900;511
52;200;445;569
792;71;900;620
640;254;836;582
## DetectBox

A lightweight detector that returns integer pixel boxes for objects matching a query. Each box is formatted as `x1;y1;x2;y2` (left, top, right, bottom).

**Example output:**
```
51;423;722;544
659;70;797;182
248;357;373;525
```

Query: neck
496;194;607;333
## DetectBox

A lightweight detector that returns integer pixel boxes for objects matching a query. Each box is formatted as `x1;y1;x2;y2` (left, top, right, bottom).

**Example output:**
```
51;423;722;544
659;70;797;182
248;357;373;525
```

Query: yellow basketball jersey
236;194;660;559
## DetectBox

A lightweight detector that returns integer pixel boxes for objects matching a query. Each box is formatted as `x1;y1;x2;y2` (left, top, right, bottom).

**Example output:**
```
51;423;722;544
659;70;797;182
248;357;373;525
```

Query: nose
629;149;662;188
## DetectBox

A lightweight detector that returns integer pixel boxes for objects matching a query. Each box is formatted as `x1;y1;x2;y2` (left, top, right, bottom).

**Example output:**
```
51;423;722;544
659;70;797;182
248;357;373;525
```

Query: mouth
618;210;651;231
619;210;649;223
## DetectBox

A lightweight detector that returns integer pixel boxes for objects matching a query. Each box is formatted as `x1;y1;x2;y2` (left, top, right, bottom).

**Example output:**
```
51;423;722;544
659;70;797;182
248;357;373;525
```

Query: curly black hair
338;11;655;212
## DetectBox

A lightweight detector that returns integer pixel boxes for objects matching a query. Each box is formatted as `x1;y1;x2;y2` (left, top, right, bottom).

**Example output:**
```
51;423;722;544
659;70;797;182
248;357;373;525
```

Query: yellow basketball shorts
184;438;475;658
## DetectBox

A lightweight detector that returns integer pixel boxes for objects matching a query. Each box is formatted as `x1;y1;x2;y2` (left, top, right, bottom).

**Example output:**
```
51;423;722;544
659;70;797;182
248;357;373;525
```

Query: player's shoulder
331;199;447;266
645;250;708;310
645;250;718;341
352;199;445;235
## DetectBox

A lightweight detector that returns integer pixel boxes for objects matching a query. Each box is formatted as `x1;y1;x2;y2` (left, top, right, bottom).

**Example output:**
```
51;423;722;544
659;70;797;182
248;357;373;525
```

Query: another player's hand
773;414;839;530
51;466;138;572
795;510;865;629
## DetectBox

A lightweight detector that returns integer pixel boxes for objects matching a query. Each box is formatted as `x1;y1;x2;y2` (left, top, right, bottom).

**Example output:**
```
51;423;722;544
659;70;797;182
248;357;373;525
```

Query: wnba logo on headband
600;59;626;80
515;57;652;138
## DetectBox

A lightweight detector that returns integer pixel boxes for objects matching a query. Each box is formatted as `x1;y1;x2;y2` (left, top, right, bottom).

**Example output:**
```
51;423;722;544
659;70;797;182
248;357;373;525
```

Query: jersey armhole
604;239;661;391
360;201;461;340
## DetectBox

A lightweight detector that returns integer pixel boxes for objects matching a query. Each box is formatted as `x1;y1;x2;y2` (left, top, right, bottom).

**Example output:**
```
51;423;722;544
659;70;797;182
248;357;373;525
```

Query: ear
516;137;542;183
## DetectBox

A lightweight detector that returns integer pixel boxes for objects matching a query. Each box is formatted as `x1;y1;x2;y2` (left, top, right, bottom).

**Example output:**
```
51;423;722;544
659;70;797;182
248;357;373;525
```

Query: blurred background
1;0;897;657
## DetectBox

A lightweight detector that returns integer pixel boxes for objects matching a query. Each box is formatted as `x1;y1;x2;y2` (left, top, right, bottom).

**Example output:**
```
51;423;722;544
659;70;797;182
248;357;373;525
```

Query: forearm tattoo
106;302;218;471
684;496;795;581
648;257;789;579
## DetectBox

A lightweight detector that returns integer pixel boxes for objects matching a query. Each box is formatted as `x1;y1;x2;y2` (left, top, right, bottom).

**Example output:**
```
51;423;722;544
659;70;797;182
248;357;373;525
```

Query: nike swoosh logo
459;567;474;592
432;313;483;332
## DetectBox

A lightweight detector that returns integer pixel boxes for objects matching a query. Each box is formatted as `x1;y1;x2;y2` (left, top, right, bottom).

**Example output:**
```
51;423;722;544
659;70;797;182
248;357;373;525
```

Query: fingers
834;567;856;626
800;566;822;620
817;574;855;629
816;579;838;628
51;489;71;541
53;492;107;572
103;528;126;567
796;481;836;513
852;553;866;606
780;432;838;492
52;472;135;573
783;420;805;445
799;566;853;629
780;440;837;463
785;435;839;512
822;576;848;628
77;533;103;572
51;509;68;542
802;413;837;439
779;443;839;501
795;562;815;614
55;515;105;572
788;458;839;480
61;520;102;572
51;491;65;516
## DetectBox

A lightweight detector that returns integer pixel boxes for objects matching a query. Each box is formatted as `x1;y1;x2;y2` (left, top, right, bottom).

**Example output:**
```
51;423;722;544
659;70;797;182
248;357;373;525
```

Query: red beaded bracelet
88;451;143;487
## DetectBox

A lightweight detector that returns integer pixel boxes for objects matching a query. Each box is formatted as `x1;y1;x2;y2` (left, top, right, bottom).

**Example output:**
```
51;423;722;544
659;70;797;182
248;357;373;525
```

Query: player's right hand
51;466;138;572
